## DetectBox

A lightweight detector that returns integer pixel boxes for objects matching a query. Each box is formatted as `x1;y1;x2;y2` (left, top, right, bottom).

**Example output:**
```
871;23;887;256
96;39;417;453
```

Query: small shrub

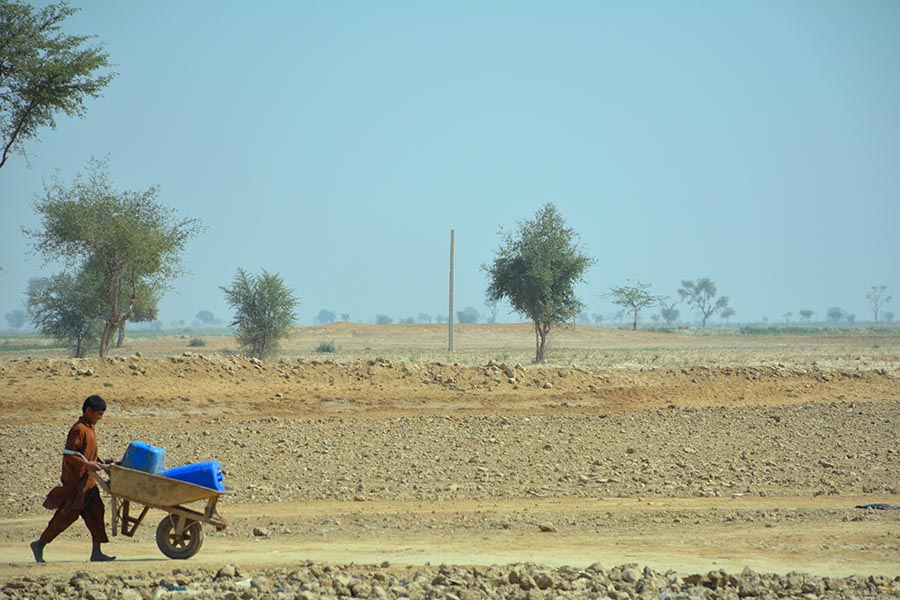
315;340;337;353
188;337;207;347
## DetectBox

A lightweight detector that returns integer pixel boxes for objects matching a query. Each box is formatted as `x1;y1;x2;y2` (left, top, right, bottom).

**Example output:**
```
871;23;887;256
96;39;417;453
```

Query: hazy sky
2;0;898;327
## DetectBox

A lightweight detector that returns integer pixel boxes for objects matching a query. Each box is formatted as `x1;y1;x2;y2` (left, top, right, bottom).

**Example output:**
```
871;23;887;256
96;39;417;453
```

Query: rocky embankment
3;562;900;599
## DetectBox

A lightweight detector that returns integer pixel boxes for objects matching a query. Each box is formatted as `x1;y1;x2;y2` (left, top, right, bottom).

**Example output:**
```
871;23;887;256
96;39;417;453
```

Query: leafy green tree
417;313;432;324
374;314;393;325
866;285;892;322
826;307;844;323
658;299;680;326
26;270;104;357
783;311;793;324
720;306;735;324
0;0;115;170
221;269;298;359
484;203;595;363
799;309;814;322
456;306;480;324
484;297;499;324
603;281;658;331
4;308;25;330
195;309;219;325
25;158;203;357
315;309;336;325
677;277;730;328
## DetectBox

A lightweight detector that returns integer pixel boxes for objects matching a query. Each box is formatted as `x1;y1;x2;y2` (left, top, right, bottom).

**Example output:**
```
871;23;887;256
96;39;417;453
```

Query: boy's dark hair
82;394;107;413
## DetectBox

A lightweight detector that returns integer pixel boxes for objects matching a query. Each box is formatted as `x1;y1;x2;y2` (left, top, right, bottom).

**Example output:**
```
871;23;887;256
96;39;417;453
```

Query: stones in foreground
5;562;899;599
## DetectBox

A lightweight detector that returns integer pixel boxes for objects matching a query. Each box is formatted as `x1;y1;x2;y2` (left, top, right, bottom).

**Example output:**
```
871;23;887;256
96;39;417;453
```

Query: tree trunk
116;320;127;348
632;308;638;330
533;320;549;363
99;279;135;358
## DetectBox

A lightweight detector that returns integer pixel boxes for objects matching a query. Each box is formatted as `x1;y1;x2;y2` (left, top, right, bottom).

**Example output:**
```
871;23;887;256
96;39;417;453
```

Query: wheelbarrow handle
63;449;111;472
62;449;88;461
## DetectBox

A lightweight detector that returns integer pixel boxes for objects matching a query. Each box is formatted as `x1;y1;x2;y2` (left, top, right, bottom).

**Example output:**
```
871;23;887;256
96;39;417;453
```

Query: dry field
0;323;898;598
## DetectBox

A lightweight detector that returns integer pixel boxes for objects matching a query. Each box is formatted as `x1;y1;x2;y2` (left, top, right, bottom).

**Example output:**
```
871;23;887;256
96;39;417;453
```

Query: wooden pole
448;229;454;354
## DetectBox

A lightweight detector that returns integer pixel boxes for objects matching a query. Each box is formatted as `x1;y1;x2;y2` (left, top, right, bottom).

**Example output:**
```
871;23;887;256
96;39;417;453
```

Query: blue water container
120;441;166;474
162;461;225;491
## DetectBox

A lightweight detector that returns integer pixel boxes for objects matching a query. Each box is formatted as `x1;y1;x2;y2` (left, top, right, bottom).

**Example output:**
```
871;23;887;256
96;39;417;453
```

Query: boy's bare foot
30;540;46;563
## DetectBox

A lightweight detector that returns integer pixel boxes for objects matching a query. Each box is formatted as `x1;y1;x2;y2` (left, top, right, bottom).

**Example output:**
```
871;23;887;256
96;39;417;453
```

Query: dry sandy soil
0;324;898;597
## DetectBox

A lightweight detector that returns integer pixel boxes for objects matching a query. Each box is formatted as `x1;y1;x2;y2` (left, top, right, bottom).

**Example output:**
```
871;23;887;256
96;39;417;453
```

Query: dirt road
2;495;897;581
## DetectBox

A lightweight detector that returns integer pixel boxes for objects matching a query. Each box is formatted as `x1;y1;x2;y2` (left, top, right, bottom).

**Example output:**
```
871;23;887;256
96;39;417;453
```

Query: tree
456;306;480;324
399;316;415;324
195;309;218;325
799;309;814;322
221;268;298;359
884;311;894;323
720;306;735;324
4;308;25;330
603;281;658;331
315;309;336;325
659;300;680;326
26;270;103;357
417;313;432;324
0;0;115;170
783;311;792;324
374;314;393;325
677;277;730;328
484;297;499;324
484;203;595;363
826;307;844;323
866;285;892;322
25;158;203;357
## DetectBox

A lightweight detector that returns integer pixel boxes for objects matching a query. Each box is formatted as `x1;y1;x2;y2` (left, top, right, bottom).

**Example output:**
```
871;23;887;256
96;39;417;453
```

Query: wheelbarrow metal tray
108;465;223;507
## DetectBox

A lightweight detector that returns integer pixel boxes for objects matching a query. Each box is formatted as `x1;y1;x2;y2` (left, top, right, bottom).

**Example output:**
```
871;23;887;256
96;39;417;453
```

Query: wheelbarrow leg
110;495;118;537
118;500;150;537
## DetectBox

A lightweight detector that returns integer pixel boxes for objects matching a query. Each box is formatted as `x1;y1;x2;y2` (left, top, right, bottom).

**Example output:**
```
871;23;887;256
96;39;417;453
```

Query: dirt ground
0;324;898;583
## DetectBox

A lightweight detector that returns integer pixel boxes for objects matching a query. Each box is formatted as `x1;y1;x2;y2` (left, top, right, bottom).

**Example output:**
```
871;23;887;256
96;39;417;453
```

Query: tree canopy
0;0;115;170
484;203;594;362
26;158;203;356
221;269;298;360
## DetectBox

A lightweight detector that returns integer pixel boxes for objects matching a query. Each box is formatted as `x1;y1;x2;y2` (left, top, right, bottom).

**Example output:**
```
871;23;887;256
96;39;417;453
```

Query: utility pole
448;229;454;354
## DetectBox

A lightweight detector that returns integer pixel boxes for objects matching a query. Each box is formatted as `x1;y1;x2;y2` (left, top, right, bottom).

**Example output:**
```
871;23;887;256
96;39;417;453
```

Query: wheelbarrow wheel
156;516;204;559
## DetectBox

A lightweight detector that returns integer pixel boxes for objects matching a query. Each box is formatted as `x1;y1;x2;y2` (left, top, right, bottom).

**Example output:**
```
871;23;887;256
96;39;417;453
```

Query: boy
31;394;115;563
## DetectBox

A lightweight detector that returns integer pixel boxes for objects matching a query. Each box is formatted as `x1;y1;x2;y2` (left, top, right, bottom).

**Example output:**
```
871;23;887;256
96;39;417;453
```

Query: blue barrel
162;461;225;491
120;441;166;474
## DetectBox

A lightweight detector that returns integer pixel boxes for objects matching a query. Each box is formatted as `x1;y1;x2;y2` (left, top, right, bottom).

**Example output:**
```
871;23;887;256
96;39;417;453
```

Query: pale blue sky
2;0;898;327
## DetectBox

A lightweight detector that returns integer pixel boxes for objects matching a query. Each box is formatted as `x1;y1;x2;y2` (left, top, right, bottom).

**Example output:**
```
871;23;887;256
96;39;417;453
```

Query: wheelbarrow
66;450;230;559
